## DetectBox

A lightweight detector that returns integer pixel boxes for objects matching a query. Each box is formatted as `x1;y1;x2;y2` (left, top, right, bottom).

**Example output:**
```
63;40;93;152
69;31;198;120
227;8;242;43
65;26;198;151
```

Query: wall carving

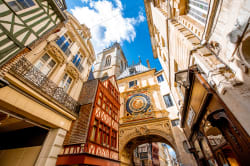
46;42;66;65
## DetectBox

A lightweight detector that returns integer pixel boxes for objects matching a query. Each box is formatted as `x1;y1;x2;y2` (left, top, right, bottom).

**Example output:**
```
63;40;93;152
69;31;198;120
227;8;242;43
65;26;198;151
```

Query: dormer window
187;0;208;24
129;67;137;75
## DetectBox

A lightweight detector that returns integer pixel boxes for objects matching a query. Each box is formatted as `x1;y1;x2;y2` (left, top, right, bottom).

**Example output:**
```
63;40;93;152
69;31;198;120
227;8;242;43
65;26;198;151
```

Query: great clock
126;93;151;114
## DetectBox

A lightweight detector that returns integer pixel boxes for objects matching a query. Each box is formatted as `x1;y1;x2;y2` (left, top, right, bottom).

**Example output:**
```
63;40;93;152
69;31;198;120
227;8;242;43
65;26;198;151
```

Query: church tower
93;42;127;79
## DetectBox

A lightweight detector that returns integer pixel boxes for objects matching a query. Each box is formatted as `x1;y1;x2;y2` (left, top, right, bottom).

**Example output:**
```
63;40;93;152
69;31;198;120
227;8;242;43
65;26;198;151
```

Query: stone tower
93;42;127;79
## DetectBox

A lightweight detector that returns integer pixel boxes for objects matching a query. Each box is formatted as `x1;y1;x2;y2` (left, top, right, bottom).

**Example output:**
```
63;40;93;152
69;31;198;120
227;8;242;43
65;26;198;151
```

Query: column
35;128;66;166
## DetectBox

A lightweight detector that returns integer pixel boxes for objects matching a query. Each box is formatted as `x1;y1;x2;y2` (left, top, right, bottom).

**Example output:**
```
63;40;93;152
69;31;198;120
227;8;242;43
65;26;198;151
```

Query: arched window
105;55;111;67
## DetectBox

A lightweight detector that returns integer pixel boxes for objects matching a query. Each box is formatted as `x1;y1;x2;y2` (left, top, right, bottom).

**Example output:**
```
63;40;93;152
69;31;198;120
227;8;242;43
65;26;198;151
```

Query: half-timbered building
0;0;67;73
56;75;120;166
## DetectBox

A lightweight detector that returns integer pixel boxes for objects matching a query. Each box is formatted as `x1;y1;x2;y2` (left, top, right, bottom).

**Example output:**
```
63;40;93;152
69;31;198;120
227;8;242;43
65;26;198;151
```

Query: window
91;118;110;146
105;55;111;67
59;73;73;92
90;119;98;141
56;34;72;55
171;119;180;127
163;94;173;108
34;54;56;75
72;52;84;71
187;0;208;24
129;80;137;88
8;0;35;12
157;74;164;83
129;67;137;75
111;130;117;148
120;61;123;72
187;107;195;127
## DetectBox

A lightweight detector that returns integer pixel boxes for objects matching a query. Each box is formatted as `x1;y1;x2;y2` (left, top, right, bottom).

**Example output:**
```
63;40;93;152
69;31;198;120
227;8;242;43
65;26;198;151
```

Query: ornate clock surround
126;93;151;115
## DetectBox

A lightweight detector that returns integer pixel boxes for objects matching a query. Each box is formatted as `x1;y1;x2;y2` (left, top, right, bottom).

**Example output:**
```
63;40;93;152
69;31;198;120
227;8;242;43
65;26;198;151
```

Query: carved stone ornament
135;126;149;135
46;42;66;65
66;63;80;80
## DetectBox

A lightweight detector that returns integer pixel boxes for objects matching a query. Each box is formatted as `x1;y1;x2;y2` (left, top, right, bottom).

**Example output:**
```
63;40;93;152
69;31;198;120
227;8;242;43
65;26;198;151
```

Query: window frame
105;55;111;67
7;0;36;13
129;80;137;88
34;53;56;76
157;74;164;83
59;73;73;92
163;94;174;108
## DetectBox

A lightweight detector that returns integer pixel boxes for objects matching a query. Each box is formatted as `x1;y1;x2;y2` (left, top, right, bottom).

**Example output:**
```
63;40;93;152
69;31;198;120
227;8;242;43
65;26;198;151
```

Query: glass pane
34;60;44;70
67;77;72;84
94;119;98;125
42;54;50;62
41;66;50;75
48;60;56;68
17;0;29;9
8;1;22;12
90;127;96;141
97;131;101;143
26;0;35;6
56;35;65;46
72;54;78;64
61;42;69;52
97;98;101;105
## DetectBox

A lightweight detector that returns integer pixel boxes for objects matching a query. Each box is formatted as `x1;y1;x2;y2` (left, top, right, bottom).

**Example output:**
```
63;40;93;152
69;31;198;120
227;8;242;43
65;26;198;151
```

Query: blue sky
65;0;162;71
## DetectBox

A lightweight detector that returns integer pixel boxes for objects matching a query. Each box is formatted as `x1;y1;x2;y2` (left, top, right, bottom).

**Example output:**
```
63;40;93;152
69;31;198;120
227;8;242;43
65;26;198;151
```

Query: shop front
178;67;250;166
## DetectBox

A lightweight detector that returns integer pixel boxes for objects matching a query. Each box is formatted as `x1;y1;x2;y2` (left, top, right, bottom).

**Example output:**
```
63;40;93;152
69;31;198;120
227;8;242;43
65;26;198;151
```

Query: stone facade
93;42;127;79
117;62;196;165
144;0;250;165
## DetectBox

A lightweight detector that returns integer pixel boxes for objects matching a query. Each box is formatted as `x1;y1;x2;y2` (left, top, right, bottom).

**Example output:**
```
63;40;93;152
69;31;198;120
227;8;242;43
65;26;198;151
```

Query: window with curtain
34;54;56;76
59;73;73;92
187;0;209;24
8;0;35;12
163;94;173;108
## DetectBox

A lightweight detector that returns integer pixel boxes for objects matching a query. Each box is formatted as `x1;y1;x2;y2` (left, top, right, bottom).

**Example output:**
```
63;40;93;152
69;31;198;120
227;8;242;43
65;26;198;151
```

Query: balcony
10;57;78;114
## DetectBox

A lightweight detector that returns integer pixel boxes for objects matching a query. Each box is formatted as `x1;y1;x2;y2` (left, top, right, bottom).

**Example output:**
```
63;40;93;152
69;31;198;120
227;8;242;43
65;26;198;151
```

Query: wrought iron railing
10;57;78;114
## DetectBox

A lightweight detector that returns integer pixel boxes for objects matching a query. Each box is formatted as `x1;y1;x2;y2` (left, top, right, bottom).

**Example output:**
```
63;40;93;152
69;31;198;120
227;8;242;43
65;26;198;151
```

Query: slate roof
117;63;152;80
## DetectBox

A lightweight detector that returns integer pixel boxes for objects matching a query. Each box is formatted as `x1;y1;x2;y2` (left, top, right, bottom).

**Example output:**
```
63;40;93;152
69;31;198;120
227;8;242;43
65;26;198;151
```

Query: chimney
146;59;151;68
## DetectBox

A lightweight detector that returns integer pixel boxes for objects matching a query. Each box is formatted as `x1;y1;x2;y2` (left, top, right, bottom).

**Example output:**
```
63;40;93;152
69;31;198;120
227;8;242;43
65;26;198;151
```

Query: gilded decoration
46;42;66;65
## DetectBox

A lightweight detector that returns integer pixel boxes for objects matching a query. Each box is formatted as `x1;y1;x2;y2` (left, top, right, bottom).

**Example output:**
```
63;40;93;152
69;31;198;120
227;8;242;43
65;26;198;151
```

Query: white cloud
71;0;145;53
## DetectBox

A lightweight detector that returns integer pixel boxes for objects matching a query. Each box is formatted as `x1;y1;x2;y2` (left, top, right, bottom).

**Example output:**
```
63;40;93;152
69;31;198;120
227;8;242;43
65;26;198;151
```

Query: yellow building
144;0;250;165
0;11;95;166
117;61;196;165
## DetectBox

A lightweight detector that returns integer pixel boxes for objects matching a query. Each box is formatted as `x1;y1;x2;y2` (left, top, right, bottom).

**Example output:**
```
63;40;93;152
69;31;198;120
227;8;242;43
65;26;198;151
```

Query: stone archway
119;118;179;166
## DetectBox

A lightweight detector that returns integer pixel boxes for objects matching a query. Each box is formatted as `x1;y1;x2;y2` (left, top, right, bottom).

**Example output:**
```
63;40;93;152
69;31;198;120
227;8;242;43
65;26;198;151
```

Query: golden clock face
126;93;150;114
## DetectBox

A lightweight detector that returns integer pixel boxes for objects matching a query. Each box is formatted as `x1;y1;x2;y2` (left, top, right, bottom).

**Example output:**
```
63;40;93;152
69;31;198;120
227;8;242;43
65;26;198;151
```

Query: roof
78;79;98;105
117;63;152;79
